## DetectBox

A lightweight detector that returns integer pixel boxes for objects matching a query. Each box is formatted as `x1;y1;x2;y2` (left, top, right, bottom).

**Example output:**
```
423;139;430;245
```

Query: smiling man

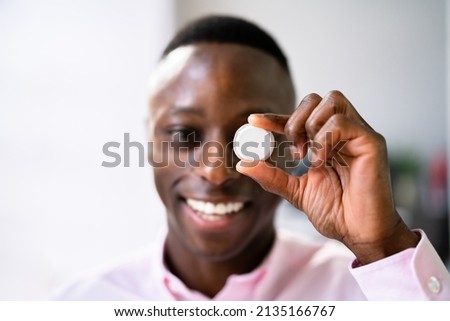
148;43;294;298
56;15;450;300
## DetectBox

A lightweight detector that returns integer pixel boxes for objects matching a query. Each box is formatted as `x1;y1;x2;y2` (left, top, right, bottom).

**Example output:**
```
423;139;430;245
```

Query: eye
167;127;201;148
168;128;194;141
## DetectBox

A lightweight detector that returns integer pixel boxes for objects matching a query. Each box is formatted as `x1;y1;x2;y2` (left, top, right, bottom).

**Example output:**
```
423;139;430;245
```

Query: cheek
256;192;281;218
151;142;179;207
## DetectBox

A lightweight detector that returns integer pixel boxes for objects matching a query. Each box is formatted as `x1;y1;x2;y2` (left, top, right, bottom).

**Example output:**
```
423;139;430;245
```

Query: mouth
186;198;244;220
181;197;249;230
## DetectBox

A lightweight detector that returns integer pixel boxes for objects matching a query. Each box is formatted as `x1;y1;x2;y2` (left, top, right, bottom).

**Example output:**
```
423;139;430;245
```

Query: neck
164;227;275;298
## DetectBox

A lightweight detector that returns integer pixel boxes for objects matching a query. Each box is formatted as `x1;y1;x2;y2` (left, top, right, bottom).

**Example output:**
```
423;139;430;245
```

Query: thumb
236;161;304;207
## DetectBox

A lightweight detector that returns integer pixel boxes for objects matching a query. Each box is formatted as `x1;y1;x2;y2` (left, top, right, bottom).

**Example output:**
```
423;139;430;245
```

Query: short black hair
162;15;290;73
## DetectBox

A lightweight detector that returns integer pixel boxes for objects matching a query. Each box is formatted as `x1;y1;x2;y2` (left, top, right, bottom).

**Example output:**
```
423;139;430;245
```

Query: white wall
0;0;174;299
176;0;447;158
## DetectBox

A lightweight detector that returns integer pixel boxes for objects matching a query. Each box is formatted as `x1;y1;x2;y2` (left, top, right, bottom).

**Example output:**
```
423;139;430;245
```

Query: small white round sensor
233;124;275;161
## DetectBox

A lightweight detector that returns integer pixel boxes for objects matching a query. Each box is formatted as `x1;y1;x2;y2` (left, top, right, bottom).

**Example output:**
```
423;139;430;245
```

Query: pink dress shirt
55;229;450;300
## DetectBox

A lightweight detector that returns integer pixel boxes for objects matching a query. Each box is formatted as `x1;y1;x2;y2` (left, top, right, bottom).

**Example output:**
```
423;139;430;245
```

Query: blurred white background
0;0;449;299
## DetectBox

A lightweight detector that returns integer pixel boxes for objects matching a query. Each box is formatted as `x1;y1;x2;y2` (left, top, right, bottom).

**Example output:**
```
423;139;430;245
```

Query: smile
186;198;244;220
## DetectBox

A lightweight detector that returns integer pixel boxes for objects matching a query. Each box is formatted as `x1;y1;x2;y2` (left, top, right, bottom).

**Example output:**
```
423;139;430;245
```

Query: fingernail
247;114;264;123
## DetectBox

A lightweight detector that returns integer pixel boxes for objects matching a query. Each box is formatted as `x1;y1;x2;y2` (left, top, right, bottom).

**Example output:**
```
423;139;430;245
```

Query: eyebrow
167;105;272;117
168;105;204;116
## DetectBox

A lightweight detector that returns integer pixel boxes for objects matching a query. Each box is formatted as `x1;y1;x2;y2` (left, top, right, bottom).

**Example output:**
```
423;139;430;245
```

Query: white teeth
186;198;244;216
204;202;215;214
215;203;227;215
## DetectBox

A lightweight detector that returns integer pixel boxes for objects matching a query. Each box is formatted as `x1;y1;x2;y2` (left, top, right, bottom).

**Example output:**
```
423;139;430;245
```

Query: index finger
247;113;290;134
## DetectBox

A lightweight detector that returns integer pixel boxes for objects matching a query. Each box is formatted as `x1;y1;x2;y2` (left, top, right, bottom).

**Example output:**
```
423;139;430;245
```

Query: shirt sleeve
349;229;450;300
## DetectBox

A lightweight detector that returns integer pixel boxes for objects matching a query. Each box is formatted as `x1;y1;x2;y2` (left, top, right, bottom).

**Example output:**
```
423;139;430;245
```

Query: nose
193;139;239;186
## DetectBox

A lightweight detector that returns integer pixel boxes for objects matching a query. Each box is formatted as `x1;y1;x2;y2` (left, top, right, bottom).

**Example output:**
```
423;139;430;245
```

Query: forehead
148;43;294;119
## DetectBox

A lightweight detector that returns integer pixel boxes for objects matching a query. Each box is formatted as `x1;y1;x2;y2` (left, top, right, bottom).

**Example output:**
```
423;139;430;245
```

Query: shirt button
427;276;441;294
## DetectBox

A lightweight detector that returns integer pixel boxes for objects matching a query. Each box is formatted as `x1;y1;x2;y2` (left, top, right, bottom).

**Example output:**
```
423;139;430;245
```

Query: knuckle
373;132;387;146
366;131;388;155
325;90;345;101
299;93;322;106
323;90;347;114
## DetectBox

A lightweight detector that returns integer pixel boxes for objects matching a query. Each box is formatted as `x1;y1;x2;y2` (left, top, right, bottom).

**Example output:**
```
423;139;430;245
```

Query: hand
236;91;419;264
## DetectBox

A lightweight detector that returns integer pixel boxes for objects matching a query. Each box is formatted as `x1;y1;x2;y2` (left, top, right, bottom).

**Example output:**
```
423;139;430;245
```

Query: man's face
148;43;295;260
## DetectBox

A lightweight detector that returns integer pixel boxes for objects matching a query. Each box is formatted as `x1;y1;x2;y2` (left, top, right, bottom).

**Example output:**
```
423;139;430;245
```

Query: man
57;15;450;300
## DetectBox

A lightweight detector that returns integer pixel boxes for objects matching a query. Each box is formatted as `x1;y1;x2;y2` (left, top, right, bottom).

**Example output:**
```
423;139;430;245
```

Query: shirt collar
154;229;277;300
